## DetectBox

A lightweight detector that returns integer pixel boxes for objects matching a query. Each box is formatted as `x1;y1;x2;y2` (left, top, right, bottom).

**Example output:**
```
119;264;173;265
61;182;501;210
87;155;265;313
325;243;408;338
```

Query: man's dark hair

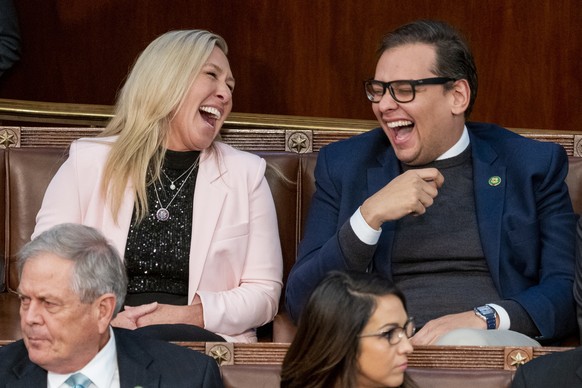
379;20;478;118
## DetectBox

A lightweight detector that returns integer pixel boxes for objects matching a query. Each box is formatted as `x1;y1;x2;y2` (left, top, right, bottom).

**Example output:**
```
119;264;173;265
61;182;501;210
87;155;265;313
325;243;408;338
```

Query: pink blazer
33;137;283;342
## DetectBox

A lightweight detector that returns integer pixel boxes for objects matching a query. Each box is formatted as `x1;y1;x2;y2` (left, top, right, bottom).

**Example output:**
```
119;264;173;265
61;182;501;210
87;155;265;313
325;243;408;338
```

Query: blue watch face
477;306;494;316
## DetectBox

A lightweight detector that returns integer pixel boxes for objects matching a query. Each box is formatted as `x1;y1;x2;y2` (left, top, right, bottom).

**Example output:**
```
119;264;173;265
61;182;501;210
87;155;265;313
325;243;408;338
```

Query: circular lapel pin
488;176;501;186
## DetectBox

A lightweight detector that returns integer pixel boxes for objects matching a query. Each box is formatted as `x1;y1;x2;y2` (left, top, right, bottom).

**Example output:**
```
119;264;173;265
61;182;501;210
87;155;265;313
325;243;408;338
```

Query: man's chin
394;149;420;165
24;337;52;358
27;349;52;369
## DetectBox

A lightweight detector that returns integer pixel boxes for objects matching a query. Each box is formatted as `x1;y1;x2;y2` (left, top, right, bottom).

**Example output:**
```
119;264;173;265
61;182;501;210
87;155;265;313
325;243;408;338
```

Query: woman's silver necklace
161;165;193;190
153;157;199;221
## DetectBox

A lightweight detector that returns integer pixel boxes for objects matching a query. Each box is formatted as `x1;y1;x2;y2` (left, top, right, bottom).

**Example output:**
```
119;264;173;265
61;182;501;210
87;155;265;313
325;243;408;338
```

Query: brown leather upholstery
0;148;67;341
406;367;514;388
566;157;582;215
219;364;515;388
272;311;297;343
0;150;5;293
260;152;300;309
0;293;20;340
6;148;68;291
221;364;281;388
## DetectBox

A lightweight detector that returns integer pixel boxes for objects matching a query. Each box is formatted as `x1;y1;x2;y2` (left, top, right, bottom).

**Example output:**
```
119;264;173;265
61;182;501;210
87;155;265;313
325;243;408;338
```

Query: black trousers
135;323;225;342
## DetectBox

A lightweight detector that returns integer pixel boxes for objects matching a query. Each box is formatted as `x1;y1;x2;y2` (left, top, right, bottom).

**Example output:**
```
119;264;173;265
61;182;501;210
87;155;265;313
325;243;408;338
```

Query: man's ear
95;293;117;333
450;79;471;116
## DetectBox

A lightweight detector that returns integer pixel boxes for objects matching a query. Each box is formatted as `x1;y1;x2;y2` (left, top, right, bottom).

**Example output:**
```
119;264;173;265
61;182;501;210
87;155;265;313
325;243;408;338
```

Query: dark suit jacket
286;122;577;341
511;347;582;387
0;0;21;76
0;327;223;387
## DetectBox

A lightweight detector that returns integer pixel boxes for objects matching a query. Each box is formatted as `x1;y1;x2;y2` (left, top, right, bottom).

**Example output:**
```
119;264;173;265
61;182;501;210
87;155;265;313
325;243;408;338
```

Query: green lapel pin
488;176;501;186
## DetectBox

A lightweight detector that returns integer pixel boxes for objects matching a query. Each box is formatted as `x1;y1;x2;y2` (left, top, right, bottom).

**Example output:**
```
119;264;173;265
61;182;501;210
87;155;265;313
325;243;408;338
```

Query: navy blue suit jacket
286;122;577;341
0;327;223;387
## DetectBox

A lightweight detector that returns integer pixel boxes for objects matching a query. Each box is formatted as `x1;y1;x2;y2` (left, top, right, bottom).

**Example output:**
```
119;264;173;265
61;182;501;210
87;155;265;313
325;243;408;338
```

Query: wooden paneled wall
0;0;579;130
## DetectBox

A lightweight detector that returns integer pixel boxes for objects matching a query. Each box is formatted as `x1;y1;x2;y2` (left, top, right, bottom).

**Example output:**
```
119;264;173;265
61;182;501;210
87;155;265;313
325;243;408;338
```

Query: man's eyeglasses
364;77;456;103
359;317;416;345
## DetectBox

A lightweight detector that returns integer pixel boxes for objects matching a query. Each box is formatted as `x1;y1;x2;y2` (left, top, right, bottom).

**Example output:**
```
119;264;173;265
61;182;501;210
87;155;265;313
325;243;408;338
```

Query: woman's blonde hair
100;30;228;222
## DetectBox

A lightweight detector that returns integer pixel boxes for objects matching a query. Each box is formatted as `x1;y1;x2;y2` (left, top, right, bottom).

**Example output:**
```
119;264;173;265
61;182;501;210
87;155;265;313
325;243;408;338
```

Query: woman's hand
110;302;158;329
135;295;205;328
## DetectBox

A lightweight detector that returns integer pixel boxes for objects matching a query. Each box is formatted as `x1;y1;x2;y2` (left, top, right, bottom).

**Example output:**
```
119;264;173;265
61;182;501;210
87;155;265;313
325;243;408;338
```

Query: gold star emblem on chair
207;343;233;365
0;128;18;148
285;130;312;153
510;351;528;366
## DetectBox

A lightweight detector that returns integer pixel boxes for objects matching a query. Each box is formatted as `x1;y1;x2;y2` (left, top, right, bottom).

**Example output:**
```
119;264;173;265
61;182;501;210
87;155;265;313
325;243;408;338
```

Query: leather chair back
7;148;67;291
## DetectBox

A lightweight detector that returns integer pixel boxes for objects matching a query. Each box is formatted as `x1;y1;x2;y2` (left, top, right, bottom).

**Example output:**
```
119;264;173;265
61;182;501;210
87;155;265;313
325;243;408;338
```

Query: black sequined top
124;149;200;307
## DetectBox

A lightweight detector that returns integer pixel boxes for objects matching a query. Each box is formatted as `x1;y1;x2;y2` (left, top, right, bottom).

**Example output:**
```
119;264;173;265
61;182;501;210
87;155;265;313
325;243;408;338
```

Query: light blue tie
64;372;92;388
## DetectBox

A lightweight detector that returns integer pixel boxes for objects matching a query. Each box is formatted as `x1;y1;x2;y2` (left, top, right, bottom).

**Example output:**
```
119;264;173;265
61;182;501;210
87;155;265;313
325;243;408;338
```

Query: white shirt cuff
350;207;381;245
487;303;510;330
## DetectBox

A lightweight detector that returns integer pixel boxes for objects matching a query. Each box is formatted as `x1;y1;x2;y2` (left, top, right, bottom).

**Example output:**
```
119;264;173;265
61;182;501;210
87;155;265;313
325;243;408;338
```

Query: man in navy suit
0;223;222;387
286;20;576;345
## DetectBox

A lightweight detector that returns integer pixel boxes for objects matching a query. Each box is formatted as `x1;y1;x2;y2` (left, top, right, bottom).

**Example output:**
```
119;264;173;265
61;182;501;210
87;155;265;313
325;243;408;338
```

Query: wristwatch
474;305;496;330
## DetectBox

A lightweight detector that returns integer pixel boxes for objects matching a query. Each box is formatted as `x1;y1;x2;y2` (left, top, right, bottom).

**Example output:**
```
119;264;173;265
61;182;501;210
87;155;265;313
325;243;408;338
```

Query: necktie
64;372;92;388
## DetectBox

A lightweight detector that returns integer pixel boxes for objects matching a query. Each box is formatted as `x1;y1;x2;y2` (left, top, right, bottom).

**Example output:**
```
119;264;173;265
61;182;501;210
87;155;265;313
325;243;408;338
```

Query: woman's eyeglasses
359;317;416;345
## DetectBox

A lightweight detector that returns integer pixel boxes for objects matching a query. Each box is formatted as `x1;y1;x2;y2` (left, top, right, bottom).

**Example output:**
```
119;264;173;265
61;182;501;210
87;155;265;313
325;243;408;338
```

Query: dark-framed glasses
359;317;416;345
364;77;456;103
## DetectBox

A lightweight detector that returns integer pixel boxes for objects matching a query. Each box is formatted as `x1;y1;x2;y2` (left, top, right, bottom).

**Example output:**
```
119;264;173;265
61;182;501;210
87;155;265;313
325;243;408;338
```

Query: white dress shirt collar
436;125;470;160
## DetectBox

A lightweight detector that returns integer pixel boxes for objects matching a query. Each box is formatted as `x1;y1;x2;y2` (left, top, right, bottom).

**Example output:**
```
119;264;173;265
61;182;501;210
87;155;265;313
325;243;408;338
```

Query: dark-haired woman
281;271;417;388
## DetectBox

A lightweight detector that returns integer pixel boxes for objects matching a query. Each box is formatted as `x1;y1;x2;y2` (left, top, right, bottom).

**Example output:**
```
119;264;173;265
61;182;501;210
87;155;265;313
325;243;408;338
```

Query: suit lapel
115;329;161;388
8;350;47;388
471;132;506;289
368;146;400;274
188;148;227;303
367;146;400;198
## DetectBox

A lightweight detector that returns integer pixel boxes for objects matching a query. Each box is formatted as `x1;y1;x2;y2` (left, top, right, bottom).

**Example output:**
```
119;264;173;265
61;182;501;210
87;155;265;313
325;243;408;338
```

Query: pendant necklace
153;156;199;221
161;165;194;190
